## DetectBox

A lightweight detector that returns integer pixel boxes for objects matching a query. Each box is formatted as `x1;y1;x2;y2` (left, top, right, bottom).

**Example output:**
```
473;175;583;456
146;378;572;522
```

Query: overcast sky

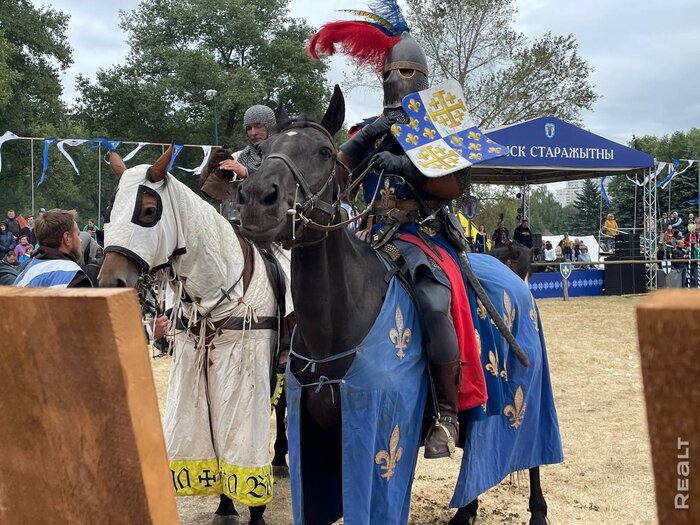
37;0;700;146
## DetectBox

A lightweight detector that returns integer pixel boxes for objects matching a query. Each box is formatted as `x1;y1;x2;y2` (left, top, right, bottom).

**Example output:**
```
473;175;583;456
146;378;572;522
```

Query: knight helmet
308;1;429;111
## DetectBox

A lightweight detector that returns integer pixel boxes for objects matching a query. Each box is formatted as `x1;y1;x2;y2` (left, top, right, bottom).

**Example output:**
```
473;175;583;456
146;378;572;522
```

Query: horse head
237;85;345;245
99;146;186;287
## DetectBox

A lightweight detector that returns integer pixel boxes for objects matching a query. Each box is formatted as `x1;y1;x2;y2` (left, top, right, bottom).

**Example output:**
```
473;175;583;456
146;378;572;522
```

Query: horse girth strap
266;152;336;216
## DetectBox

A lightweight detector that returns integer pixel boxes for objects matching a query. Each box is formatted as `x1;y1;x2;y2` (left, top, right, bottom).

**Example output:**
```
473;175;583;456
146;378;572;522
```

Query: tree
0;0;73;215
570;178;604;235
404;0;598;128
73;0;330;151
528;186;565;235
608;129;700;230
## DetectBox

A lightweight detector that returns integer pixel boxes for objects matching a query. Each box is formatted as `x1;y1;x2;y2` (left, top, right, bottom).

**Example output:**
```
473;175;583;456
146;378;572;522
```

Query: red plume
308;21;399;74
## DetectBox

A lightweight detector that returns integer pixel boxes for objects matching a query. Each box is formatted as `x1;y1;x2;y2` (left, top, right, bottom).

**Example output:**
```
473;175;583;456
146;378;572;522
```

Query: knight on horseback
309;11;490;459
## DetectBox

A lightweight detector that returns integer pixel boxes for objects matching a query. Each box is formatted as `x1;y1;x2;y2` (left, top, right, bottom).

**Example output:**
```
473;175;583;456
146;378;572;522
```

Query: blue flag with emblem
391;79;507;177
560;262;572;280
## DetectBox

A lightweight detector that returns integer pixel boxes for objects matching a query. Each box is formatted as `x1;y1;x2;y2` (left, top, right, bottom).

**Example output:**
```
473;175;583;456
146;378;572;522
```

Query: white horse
99;147;292;525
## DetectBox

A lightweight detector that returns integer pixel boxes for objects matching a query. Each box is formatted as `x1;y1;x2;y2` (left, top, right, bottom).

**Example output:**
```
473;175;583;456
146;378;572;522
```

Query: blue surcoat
287;277;428;525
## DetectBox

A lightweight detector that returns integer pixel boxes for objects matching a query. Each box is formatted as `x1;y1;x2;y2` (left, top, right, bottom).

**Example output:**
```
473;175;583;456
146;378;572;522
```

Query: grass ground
151;294;656;525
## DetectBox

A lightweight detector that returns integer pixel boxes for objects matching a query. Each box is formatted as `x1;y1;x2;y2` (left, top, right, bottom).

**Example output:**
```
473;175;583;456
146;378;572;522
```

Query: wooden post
637;290;700;524
562;275;569;301
0;287;179;525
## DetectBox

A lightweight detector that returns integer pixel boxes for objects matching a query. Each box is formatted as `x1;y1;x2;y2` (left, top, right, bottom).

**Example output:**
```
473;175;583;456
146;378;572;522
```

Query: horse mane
487;243;531;281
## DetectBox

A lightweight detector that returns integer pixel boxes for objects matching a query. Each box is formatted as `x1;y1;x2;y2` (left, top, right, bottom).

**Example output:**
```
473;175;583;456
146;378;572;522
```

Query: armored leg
413;268;460;459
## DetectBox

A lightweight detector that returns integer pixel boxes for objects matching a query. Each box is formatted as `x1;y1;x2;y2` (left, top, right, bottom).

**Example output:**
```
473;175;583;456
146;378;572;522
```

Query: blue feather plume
368;0;409;35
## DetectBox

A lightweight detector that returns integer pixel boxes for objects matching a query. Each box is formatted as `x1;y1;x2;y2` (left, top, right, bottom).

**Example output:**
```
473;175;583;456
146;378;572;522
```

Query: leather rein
266;121;377;246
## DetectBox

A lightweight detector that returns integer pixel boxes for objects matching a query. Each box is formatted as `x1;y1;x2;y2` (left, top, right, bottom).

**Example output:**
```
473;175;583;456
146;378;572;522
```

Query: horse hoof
448;506;476;525
273;465;290;478
529;513;547;525
210;514;240;525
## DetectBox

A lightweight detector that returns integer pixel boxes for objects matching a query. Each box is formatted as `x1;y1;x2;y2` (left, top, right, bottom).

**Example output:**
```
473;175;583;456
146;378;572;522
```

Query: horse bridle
265;121;377;246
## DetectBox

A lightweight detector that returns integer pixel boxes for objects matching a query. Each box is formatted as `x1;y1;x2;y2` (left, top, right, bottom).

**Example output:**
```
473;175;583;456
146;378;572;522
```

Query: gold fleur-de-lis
503;291;516;330
503;386;527;428
501;359;508;381
468;130;482;141
474;329;481;355
405;133;419;146
409;117;419;131
485;350;500;377
476;298;487;320
488;146;502;154
529;302;539;333
450;135;464;147
468;142;482;151
423;127;436;140
380;177;395;199
391;124;402;137
468;152;482;160
375;424;403;479
408;98;421;113
389;306;411;359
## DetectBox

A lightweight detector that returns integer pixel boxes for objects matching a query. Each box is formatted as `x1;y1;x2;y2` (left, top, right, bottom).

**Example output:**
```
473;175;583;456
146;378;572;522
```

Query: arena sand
151;294;656;524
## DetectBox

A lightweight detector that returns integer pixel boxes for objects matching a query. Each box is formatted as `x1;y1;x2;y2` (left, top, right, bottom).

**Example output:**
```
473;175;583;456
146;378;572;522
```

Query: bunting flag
0;131;20;172
90;137;122;151
167;143;184;173
600;176;610;206
686;192;700;206
657;160;696;189
56;139;90;175
626;174;644;187
123;142;148;162
177;145;212;176
37;138;58;187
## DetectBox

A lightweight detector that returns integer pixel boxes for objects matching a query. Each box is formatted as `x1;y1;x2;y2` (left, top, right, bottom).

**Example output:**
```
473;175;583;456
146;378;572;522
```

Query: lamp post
205;89;218;145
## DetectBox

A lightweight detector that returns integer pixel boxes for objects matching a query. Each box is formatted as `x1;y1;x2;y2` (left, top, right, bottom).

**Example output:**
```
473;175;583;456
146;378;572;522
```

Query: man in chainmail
200;104;277;218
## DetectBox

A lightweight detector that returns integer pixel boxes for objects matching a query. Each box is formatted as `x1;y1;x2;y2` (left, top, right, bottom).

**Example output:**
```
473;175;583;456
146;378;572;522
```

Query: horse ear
147;143;173;182
320;85;345;137
109;151;127;179
275;103;290;127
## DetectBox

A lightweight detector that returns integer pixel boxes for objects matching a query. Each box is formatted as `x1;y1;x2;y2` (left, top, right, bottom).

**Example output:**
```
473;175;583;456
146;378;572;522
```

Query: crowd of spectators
657;211;700;267
0;207;103;286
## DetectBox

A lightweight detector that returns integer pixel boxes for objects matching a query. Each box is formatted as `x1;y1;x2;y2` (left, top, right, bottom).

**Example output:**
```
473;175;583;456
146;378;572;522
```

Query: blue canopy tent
470;116;655;184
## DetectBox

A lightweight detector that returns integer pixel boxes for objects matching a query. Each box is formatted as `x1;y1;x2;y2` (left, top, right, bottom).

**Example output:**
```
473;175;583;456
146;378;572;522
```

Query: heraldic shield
391;79;507;177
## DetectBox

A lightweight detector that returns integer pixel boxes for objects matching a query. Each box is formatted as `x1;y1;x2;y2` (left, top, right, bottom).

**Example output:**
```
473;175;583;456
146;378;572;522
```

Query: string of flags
0;131;215;187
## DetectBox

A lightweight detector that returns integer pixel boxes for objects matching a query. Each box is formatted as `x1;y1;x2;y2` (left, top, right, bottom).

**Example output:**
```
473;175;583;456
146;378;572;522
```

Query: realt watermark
675;437;690;510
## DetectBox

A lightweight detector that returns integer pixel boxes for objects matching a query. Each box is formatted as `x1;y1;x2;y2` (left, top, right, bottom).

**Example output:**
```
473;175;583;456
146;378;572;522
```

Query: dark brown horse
236;88;560;525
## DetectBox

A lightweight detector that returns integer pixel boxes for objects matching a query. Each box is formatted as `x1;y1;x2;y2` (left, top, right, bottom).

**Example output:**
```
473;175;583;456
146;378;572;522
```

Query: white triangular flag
0;131;20;172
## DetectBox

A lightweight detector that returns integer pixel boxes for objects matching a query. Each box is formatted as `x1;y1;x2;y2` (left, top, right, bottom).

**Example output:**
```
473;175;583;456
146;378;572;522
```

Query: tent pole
633;180;638;233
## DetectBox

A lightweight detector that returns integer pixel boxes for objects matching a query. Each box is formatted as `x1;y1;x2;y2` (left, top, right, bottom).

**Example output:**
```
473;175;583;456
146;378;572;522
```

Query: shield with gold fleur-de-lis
391;79;507;178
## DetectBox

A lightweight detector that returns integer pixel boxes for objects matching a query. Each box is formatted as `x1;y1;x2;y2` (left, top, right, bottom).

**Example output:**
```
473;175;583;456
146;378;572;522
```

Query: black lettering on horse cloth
171;468;192;490
246;474;272;499
198;470;218;488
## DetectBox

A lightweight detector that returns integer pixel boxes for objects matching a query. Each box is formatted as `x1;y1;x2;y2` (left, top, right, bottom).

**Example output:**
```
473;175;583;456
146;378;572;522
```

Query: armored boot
424;361;460;459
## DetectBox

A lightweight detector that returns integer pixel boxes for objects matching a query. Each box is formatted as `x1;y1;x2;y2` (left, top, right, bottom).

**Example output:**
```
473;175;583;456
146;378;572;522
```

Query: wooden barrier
637;290;699;524
0;287;179;525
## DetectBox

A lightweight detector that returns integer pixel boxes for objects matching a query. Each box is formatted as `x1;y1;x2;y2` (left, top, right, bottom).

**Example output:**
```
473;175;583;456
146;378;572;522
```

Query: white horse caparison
99;147;291;525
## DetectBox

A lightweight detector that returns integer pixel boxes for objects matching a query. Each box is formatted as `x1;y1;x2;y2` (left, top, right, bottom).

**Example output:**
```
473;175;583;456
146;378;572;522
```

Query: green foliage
528;186;566;235
405;0;598;128
0;0;73;215
570;178;604;235
73;0;331;150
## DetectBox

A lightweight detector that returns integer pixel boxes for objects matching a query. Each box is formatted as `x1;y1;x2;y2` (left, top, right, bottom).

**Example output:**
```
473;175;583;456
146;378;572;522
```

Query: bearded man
14;209;91;288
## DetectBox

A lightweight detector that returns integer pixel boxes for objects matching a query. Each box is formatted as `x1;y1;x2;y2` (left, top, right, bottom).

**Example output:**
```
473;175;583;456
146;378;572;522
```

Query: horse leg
528;467;548;525
248;504;266;525
211;494;240;525
449;499;478;525
272;393;290;478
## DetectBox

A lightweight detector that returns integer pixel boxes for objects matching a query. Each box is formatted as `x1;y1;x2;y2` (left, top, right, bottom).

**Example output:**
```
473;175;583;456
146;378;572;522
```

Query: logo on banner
560;263;572;280
662;260;672;275
544;122;556;139
463;195;478;219
392;79;507;178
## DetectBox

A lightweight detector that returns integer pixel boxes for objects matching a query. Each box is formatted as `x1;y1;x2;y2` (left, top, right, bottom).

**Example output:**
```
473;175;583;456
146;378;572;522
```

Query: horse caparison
237;86;560;525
